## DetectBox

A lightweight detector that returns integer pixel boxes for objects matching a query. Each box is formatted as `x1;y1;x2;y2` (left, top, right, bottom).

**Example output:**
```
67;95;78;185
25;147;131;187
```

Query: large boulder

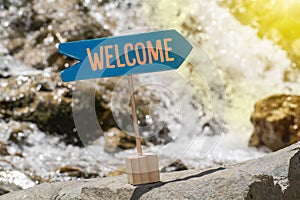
249;94;300;151
0;0;111;70
1;142;299;199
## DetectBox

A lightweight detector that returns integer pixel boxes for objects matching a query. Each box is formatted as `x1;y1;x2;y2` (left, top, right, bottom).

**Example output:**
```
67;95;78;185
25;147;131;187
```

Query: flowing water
1;0;300;190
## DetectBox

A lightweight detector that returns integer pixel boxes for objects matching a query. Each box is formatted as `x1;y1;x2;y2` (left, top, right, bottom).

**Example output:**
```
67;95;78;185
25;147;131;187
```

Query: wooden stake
126;75;160;185
128;75;143;156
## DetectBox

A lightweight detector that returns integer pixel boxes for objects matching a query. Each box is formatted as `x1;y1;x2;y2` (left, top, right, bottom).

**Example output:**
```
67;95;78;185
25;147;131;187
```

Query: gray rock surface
1;142;299;200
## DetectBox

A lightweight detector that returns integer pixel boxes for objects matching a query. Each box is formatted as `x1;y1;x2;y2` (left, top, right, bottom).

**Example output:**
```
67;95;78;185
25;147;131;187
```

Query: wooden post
127;75;143;156
126;75;160;185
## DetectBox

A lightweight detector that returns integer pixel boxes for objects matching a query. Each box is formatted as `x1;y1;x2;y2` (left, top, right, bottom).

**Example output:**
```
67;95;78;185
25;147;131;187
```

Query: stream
1;0;299;191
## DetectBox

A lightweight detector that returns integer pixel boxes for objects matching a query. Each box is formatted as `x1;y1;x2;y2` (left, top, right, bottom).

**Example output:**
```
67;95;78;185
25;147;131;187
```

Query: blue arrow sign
59;29;192;82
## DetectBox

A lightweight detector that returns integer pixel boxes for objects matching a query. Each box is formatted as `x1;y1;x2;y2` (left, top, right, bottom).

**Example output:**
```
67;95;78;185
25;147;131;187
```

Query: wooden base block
125;154;160;185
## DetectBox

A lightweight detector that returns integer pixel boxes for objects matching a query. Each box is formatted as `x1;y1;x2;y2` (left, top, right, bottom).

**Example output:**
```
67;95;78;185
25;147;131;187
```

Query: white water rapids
1;0;300;189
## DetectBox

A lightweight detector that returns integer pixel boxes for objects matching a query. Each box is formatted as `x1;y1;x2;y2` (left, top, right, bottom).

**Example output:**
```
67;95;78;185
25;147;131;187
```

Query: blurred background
0;0;300;195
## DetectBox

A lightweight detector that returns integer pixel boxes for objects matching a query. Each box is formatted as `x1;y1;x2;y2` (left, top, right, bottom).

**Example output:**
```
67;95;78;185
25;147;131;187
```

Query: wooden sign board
58;29;192;82
58;29;193;185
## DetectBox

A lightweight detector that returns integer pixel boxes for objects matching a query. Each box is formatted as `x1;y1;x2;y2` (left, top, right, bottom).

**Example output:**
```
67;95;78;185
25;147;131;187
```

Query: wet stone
0;0;111;70
161;159;188;172
55;165;99;179
147;125;172;145
8;123;33;144
250;94;300;151
0;141;9;156
0;73;169;147
104;127;146;153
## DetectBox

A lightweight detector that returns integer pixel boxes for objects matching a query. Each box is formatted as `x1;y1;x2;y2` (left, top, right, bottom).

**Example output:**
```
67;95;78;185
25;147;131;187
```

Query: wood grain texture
126;154;160;185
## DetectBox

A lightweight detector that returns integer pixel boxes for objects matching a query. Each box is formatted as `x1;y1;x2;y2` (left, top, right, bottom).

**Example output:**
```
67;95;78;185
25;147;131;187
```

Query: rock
147;125;172;145
55;166;99;179
104;128;145;153
284;150;300;199
8;122;33;144
0;170;35;193
0;72;112;145
0;182;22;196
107;166;126;177
0;121;36;156
0;73;93;145
161;159;188;172
0;44;8;56
0;73;79;145
0;55;37;78
246;175;284;200
0;0;111;70
0;73;167;146
0;141;9;156
55;166;82;174
249;94;300;151
1;142;299;199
